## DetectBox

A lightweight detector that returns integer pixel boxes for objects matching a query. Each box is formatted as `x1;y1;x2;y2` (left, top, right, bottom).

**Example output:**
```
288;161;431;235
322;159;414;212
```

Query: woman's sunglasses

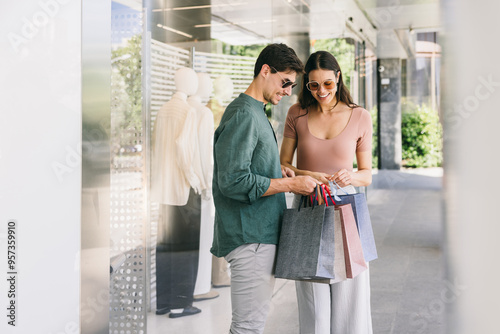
270;66;297;89
306;79;337;91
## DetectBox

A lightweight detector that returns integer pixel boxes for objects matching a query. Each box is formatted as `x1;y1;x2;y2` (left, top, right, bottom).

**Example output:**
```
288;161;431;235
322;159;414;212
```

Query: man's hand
263;175;319;197
288;175;318;196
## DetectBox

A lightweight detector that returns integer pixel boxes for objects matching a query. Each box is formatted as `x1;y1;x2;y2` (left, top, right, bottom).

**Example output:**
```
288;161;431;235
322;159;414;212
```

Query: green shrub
401;103;442;167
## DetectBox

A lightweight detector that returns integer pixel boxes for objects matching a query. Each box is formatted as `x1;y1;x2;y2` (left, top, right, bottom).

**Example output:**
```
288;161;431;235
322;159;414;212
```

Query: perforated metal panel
110;3;147;334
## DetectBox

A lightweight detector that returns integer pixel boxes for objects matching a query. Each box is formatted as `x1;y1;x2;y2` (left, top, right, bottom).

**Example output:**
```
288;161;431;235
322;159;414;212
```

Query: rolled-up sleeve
214;111;270;204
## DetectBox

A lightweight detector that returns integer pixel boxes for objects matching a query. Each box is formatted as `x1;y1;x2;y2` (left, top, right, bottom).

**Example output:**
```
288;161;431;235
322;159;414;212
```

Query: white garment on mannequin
193;198;215;296
151;67;202;206
189;72;216;296
188;98;215;294
188;94;215;199
151;90;202;206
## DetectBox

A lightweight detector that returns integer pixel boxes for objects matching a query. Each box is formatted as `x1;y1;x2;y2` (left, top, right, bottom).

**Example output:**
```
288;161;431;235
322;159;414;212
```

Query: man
211;43;318;334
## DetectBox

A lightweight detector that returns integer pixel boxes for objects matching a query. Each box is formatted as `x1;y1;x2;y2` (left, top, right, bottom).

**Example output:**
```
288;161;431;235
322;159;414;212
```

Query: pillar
377;58;402;170
443;1;500;333
0;0;95;333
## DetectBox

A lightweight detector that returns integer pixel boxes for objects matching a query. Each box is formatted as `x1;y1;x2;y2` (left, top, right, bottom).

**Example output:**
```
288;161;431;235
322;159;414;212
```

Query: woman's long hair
298;51;357;111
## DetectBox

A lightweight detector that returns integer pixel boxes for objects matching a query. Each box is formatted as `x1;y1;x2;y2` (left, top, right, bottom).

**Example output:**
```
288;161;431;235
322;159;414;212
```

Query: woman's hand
281;165;295;178
330;169;352;188
307;171;332;184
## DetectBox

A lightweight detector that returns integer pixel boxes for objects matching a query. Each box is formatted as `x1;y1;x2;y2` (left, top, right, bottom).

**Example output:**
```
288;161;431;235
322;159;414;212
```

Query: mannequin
206;75;234;288
152;67;202;318
187;72;218;301
188;72;215;200
151;67;202;206
207;75;234;128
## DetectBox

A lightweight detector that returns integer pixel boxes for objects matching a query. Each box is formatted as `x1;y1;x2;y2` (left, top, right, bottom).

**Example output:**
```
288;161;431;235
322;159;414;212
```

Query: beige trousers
224;243;276;334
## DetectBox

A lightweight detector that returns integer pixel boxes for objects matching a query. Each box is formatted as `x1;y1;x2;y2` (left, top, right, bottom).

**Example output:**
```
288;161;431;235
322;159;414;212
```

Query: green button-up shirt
210;93;287;257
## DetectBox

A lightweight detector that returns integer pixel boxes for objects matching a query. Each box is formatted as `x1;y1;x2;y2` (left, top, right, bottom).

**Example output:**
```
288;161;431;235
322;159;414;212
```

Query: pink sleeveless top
283;103;372;174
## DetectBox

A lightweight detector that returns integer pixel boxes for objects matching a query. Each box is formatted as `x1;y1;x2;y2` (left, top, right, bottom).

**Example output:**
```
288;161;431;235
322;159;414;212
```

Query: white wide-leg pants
296;264;373;334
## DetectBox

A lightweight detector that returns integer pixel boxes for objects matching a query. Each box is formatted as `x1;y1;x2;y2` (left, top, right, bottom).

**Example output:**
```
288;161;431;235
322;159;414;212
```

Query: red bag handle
306;184;336;208
312;184;336;207
320;183;336;206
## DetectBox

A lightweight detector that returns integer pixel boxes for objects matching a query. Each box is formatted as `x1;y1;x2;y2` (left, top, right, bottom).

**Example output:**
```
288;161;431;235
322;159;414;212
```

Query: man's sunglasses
306;79;337;91
270;66;297;89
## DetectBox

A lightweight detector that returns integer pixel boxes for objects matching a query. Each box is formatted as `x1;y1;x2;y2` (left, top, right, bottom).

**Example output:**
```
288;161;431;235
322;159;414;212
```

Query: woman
280;51;373;334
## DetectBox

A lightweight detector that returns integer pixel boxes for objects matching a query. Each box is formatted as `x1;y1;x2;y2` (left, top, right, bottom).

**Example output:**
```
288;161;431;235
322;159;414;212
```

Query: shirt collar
240;93;267;112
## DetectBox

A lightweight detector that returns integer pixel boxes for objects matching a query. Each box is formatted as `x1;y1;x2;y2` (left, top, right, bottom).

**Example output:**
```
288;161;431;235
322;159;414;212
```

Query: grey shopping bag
330;188;377;262
304;204;368;284
275;197;336;280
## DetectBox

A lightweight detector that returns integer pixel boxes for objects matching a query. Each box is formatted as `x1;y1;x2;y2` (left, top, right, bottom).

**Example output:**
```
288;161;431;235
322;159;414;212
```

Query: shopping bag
336;204;368;278
325;208;347;283
275;191;336;280
297;202;366;284
330;181;378;262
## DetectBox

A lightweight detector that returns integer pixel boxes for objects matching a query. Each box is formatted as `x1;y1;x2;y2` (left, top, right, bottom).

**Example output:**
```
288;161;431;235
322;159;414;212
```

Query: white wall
443;0;500;333
0;1;81;333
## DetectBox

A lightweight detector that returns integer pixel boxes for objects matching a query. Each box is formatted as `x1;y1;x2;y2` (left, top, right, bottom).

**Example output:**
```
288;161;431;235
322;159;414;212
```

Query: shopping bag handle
297;184;336;211
298;188;321;210
311;184;335;206
322;184;335;206
298;195;309;211
328;180;348;202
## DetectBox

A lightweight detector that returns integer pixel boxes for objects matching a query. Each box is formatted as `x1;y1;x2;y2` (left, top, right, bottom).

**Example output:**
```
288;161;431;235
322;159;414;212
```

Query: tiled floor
147;168;445;334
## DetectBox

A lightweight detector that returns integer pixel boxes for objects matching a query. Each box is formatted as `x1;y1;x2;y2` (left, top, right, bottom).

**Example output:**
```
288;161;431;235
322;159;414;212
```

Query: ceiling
207;0;441;57
358;0;441;31
118;0;441;57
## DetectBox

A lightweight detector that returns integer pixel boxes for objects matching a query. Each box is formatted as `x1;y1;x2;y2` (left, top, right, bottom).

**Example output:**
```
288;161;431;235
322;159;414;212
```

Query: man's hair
253;43;304;78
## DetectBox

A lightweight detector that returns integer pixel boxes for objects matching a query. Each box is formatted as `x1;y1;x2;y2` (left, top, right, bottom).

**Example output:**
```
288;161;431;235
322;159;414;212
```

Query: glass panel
110;2;147;334
403;32;441;110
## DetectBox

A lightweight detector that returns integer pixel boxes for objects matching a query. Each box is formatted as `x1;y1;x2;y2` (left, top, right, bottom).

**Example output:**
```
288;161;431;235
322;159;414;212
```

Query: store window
403;32;441;110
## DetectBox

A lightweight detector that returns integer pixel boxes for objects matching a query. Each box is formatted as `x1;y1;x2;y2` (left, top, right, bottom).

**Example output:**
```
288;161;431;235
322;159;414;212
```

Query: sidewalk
148;168;445;334
366;168;444;334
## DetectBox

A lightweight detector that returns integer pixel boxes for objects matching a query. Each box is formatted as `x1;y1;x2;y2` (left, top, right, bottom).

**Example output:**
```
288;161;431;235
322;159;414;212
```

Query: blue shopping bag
329;182;378;262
